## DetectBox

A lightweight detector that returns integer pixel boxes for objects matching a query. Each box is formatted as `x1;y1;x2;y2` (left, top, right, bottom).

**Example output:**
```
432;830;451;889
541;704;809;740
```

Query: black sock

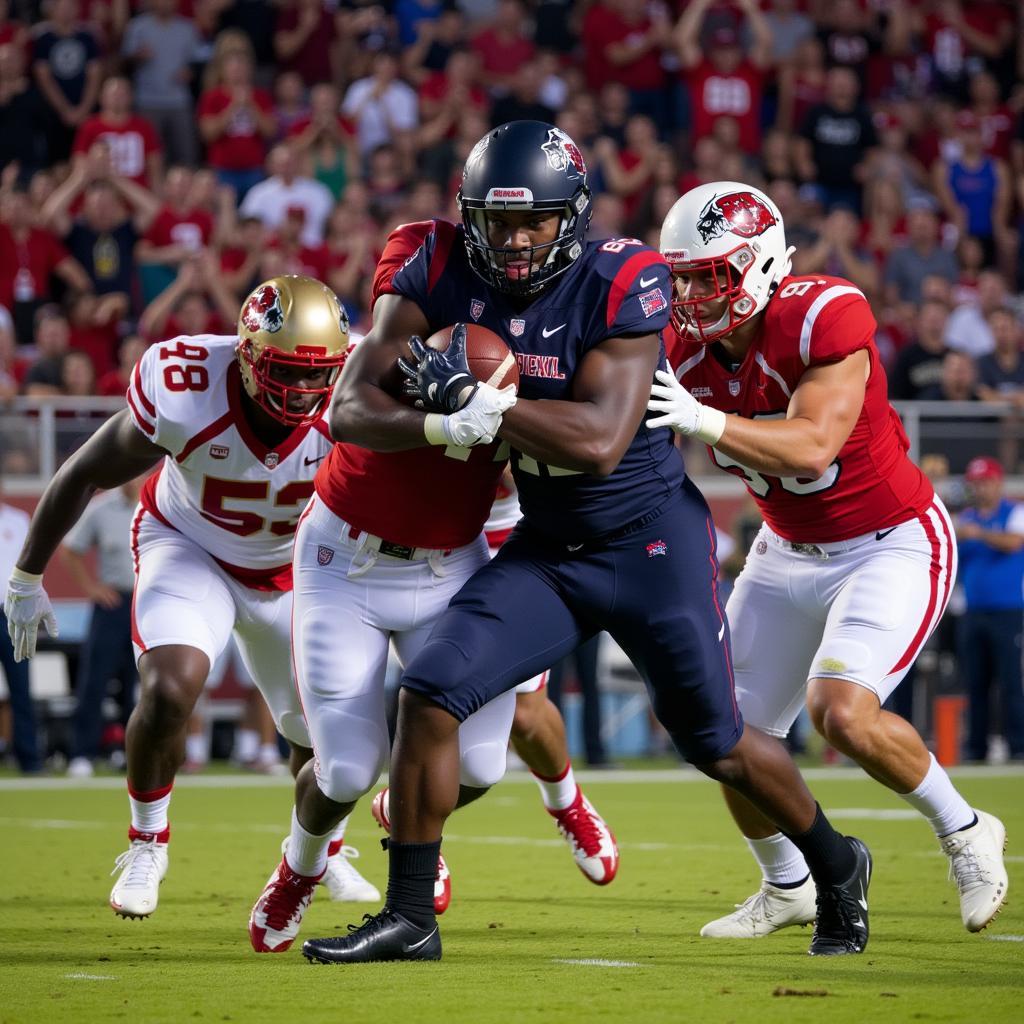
386;840;440;930
784;804;856;888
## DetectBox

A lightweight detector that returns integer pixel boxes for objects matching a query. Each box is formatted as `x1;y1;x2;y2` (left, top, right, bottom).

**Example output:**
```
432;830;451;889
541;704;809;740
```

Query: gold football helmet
236;275;350;426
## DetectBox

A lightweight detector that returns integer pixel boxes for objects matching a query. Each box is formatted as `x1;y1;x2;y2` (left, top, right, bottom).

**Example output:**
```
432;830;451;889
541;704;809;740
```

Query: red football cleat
249;857;323;953
549;787;619;885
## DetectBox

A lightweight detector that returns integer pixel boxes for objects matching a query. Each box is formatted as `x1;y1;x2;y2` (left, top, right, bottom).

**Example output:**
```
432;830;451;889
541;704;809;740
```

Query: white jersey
126;334;332;589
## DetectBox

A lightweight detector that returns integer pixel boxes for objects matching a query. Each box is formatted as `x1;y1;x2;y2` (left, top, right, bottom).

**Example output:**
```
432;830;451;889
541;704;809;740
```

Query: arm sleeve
602;249;672;341
389;226;439;314
371;220;437;306
801;287;875;367
124;343;185;457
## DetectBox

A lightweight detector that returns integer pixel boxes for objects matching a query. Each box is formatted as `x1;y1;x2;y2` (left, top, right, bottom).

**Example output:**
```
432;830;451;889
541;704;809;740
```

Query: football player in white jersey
3;276;380;921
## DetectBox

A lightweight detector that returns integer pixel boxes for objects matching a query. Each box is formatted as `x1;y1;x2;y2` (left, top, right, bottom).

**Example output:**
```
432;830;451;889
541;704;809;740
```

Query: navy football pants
402;479;743;764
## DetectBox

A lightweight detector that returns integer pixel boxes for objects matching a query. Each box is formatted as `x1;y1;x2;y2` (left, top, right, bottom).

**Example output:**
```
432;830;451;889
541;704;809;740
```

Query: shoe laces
556;801;602;858
813;885;857;940
263;867;315;932
942;833;989;891
111;840;163;889
348;908;394;935
730;887;772;922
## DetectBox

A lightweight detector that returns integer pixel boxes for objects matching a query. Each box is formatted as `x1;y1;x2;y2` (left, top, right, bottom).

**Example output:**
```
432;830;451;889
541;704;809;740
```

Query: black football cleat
808;837;872;956
302;908;441;964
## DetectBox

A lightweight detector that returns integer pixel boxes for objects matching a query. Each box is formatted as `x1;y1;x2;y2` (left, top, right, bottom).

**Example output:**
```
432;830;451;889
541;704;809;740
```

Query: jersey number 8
160;341;210;392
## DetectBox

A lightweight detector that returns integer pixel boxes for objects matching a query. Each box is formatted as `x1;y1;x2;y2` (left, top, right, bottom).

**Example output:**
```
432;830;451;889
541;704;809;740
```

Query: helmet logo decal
241;284;284;334
542;128;586;178
696;192;777;244
465;135;491;175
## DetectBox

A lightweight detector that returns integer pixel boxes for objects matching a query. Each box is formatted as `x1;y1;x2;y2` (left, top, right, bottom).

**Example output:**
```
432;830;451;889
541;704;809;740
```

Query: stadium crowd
0;0;1022;424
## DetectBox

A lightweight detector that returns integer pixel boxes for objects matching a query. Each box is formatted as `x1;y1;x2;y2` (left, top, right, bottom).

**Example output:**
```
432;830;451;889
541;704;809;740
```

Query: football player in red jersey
648;181;1009;937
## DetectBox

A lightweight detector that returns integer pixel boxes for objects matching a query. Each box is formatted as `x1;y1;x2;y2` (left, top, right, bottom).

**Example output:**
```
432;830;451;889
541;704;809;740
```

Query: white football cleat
109;836;169;919
941;809;1009;932
280;837;380;903
249;857;322;953
548;787;619;885
371;787;451;914
700;876;817;938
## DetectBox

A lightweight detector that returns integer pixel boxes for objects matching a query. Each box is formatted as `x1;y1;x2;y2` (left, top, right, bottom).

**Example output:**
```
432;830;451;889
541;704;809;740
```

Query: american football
425;323;520;391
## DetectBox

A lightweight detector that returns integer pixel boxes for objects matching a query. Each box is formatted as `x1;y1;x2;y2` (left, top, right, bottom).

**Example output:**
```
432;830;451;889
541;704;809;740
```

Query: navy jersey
391;224;684;541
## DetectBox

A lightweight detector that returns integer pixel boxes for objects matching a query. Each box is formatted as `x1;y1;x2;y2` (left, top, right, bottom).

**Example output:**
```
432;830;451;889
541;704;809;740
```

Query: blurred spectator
815;0;909;96
0;303;25;398
490;57;555;129
932;111;1013;276
96;333;148;396
860;178;907;269
919;349;981;402
761;0;814;66
271;71;309;143
66;290;127;377
968;70;1014;160
121;0;200;167
759;128;796;186
22;303;70;397
888;299;950;400
337;2;399;83
42;147;160;300
676;0;772;153
472;0;535;97
883;199;958;305
0;476;40;772
342;51;419;158
61;474;145;778
594;115;661;227
139;252;237;341
866;112;930;205
0;41;49;179
953;234;986;305
198;49;275;200
795;65;877;211
944;269;1007;358
793;205;879;295
273;0;342;88
238;144;334;246
416;49;489;181
267;205;329;279
776;36;826;134
287;83;359;200
403;7;469;85
955;456;1024;764
323;202;374;311
365;143;409;221
32;0;101;163
0;183;92;344
218;214;266;300
976;307;1024;405
60;348;95;396
73;77;164;190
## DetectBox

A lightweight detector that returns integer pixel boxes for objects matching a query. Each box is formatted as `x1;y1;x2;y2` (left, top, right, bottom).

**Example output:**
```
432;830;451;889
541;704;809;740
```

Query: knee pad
458;740;508;790
275;710;311;749
313;719;389;804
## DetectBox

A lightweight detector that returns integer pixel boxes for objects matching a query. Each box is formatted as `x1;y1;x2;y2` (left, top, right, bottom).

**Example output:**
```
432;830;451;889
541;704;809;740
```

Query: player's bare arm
17;410;165;574
499;332;662;477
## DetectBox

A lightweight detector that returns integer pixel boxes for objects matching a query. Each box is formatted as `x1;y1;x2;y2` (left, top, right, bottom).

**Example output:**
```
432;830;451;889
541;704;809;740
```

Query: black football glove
398;323;479;413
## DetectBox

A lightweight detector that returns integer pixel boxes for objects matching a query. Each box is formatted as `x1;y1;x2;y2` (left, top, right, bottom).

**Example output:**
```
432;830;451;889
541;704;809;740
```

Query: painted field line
985;935;1024;943
64;973;117;981
551;959;642;968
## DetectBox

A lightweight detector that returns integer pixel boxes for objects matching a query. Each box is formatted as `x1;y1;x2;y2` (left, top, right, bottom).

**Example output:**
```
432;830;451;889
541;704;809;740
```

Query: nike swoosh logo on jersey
567;543;584;551
875;527;897;541
542;324;567;338
402;927;438;954
639;274;659;288
304;455;327;466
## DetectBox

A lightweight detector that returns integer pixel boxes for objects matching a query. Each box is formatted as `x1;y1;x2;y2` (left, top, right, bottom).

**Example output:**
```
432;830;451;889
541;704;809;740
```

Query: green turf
1;769;1021;1024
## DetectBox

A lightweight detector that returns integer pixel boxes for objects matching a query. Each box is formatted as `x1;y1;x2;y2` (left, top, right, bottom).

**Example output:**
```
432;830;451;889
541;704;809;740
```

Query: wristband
10;567;42;585
695;405;727;446
423;413;450;446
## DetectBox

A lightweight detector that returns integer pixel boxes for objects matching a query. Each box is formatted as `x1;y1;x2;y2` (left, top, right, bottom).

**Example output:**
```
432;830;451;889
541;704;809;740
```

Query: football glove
424;381;518;447
646;367;726;445
4;569;58;662
399;323;478;413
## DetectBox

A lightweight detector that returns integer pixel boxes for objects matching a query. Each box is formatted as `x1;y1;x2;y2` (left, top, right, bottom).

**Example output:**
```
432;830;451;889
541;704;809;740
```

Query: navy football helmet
457;120;593;297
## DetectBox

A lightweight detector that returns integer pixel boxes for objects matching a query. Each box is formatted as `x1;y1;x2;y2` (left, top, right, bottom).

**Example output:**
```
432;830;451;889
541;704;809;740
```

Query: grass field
1;767;1021;1024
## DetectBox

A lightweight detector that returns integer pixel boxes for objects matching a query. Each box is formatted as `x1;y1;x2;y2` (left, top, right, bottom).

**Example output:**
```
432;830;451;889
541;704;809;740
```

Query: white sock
285;807;330;877
533;761;578;811
746;833;810;887
257;743;280;767
185;734;207;766
898;753;976;838
128;784;172;836
234;728;259;763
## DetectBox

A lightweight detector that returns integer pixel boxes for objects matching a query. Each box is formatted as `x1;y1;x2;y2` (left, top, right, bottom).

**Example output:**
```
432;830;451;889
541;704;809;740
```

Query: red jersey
314;218;506;549
666;275;933;543
686;60;765;154
144;206;215;251
73;115;162;186
0;224;68;309
196;87;273;171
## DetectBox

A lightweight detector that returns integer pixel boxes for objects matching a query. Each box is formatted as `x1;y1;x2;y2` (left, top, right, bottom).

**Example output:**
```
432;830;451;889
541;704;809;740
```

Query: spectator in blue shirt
956;456;1024;763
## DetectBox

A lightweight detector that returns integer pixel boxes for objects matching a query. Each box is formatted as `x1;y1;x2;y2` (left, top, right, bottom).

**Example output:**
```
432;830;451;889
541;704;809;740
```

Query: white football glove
4;569;58;662
425;382;517;448
646;368;726;445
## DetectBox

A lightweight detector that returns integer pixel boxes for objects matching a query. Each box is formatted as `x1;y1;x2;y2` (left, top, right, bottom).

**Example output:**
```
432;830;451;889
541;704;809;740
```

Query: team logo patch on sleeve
470;299;484;321
510;318;526;337
639;288;668;318
646;539;669;557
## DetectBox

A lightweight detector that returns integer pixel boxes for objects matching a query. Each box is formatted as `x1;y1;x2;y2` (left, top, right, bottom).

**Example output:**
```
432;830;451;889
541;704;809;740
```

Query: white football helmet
659;181;794;342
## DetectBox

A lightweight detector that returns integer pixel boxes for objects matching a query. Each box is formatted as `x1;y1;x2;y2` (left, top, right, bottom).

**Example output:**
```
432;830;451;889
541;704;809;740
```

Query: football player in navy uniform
301;121;871;964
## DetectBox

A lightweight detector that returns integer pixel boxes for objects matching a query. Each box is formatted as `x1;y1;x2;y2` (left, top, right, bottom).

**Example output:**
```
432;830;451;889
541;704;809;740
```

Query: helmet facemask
238;341;346;427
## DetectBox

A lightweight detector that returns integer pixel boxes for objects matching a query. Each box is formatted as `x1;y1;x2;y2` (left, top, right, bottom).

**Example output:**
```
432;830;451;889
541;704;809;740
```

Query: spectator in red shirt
271;70;309;143
583;0;672;132
968;70;1015;161
219;214;266;301
776;35;826;134
197;51;275;201
95;333;147;397
136;167;215;271
676;0;773;154
323;201;373;314
274;0;341;88
267;206;329;280
73;77;163;189
472;0;536;97
593;114;661;229
287;83;359;201
65;289;127;377
0;183;92;342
